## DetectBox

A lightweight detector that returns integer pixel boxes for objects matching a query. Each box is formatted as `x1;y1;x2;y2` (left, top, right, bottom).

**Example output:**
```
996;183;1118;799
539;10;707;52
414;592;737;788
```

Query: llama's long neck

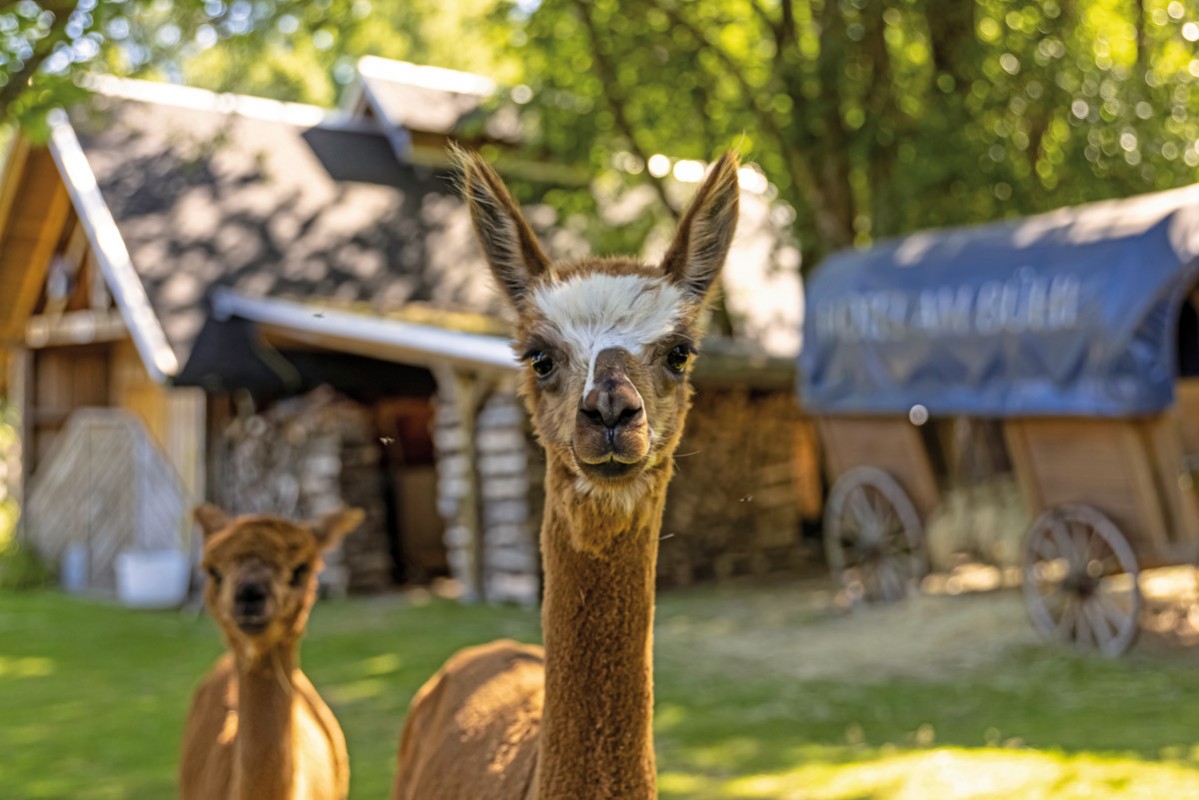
233;642;299;800
535;460;669;799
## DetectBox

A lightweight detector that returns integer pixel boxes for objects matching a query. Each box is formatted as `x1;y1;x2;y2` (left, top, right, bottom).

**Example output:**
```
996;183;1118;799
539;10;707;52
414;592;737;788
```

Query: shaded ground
5;579;1199;799
658;579;1039;684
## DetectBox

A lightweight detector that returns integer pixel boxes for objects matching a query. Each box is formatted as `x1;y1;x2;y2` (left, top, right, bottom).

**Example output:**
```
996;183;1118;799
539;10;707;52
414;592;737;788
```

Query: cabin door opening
374;393;446;585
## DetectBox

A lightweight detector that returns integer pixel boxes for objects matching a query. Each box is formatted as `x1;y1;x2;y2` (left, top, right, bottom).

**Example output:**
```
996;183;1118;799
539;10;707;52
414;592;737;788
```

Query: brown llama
392;147;740;799
180;504;364;800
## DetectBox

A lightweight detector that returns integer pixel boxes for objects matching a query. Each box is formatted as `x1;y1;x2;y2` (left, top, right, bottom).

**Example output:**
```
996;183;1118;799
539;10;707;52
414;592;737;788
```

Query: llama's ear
310;506;365;552
660;152;740;302
194;504;231;540
450;144;551;310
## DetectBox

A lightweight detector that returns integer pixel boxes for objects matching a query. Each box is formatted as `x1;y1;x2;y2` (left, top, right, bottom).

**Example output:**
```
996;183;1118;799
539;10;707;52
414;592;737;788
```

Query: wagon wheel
824;466;927;604
1022;504;1141;657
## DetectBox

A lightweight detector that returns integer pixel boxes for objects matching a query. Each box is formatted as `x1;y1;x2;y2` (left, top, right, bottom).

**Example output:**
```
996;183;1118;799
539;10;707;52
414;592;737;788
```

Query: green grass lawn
5;585;1199;799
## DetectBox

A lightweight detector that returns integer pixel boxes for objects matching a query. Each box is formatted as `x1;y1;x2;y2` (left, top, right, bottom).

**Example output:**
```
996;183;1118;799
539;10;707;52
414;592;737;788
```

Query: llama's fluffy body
392;641;543;800
180;654;349;800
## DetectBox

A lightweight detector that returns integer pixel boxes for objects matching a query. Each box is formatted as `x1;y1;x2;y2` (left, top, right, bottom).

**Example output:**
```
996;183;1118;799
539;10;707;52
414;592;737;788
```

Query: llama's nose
579;354;644;432
234;580;269;615
579;384;643;430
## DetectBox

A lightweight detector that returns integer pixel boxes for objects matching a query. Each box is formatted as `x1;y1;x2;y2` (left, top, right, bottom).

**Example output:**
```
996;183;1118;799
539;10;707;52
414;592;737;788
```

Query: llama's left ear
660;152;740;302
450;144;552;310
310;506;365;551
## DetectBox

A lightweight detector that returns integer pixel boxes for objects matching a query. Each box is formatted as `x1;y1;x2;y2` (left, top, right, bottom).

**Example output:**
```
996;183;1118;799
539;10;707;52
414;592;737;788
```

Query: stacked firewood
216;386;391;593
658;387;809;586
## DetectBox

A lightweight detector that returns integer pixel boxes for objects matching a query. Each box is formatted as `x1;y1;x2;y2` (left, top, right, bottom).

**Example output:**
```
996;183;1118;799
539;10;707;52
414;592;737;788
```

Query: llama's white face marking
531;273;685;393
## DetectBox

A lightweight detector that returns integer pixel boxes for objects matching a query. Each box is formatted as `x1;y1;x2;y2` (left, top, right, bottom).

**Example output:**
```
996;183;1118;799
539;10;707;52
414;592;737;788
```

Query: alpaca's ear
194;504;231;540
660;152;740;302
450;144;551;309
310;506;365;552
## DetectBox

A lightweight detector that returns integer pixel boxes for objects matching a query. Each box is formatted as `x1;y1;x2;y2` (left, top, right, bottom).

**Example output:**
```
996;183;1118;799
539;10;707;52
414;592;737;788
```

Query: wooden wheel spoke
1069;522;1091;565
1055;595;1078;640
1092;591;1132;635
847;490;877;532
1048;520;1075;564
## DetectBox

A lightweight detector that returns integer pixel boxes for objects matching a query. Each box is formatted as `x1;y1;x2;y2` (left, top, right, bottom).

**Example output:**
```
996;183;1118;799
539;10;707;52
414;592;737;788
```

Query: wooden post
5;347;31;528
447;369;493;603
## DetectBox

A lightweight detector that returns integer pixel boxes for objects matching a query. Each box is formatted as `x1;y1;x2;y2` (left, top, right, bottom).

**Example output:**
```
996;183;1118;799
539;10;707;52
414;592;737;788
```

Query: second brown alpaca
179;504;364;800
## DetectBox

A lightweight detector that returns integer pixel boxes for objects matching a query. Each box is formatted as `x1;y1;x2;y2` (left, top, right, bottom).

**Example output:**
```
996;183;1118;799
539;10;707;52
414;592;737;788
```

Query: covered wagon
801;182;1199;656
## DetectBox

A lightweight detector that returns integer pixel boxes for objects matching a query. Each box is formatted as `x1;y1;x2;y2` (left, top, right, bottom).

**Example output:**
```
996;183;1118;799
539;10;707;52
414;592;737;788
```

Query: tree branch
651;0;852;254
0;1;78;121
569;0;680;220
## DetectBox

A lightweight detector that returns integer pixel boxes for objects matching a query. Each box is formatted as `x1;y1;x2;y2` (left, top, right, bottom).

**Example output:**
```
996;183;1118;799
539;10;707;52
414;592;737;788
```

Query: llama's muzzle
574;349;650;480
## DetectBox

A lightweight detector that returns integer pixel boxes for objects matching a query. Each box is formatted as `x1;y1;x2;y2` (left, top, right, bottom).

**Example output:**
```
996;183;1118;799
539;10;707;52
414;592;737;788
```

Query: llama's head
455;148;739;508
194;505;364;650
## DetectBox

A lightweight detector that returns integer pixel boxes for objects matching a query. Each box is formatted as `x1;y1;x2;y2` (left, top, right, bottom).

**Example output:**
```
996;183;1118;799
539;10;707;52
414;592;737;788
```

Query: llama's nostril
235;582;268;607
616;405;642;427
581;408;605;427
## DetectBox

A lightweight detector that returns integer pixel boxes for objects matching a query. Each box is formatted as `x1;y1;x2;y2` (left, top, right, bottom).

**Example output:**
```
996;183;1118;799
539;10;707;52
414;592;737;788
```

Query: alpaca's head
194;505;364;650
455;148;739;507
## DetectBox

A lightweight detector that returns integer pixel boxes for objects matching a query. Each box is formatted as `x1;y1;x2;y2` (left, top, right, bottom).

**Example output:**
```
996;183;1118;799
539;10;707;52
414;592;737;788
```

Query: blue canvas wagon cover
801;183;1199;417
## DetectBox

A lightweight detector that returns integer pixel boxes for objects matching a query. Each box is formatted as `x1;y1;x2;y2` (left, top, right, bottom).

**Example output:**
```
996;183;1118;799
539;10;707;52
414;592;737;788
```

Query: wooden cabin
0;59;817;602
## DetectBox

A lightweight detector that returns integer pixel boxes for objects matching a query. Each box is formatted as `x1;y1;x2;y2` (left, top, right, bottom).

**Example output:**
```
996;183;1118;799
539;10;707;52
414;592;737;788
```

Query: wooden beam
2;180;71;341
25;309;127;348
0;135;32;248
5;347;32;517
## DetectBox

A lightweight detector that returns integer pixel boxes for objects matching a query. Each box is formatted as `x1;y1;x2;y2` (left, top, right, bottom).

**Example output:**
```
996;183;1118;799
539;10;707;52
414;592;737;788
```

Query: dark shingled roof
69;93;509;368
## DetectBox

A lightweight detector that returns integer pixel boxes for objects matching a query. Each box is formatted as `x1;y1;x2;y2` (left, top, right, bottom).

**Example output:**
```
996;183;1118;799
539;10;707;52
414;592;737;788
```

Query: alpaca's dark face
453;147;740;510
194;505;363;649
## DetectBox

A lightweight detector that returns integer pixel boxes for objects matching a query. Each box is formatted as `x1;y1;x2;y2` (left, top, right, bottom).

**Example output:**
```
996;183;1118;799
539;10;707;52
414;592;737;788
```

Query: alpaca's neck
536;462;667;799
233;642;299;800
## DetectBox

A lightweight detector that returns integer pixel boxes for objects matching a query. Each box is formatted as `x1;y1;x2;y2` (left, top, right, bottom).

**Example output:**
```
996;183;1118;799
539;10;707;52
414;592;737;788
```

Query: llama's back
392;639;545;800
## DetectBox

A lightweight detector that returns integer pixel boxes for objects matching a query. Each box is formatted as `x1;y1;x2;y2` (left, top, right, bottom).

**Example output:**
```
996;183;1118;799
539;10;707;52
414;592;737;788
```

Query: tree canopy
506;0;1199;267
4;0;1199;270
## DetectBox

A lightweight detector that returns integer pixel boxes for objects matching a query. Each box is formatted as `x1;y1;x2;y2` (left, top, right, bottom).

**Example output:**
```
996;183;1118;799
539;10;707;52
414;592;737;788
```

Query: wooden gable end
0;142;73;345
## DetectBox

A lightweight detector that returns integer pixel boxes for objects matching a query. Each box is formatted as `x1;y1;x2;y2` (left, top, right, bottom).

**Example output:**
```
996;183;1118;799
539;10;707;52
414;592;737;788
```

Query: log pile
659;387;811;585
434;385;541;605
215;387;391;594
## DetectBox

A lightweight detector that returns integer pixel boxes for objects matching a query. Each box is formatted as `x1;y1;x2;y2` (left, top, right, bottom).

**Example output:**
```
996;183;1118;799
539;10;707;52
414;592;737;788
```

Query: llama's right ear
310;506;366;552
450;144;551;309
660;152;740;303
193;504;230;540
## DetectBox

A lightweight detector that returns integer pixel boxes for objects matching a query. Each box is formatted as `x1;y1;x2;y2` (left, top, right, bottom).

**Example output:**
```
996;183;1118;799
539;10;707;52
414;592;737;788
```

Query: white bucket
114;550;191;609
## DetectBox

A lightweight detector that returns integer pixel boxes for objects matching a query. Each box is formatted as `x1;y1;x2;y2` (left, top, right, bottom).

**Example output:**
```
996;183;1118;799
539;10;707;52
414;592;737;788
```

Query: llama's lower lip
234;617;269;634
579;457;642;481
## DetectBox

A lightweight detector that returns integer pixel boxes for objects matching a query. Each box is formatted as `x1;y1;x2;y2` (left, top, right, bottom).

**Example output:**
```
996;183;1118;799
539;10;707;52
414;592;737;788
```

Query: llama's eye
290;564;311;587
666;344;693;373
206;567;222;585
529;351;555;378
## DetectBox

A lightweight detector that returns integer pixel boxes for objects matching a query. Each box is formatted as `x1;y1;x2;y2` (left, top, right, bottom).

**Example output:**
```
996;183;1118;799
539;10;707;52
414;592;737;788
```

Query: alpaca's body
179;506;363;800
394;147;739;799
181;653;349;800
393;641;543;800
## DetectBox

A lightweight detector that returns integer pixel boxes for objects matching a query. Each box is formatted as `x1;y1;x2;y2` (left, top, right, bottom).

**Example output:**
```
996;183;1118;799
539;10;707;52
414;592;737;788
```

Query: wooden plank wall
816;416;941;520
1004;418;1170;558
110;340;205;501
